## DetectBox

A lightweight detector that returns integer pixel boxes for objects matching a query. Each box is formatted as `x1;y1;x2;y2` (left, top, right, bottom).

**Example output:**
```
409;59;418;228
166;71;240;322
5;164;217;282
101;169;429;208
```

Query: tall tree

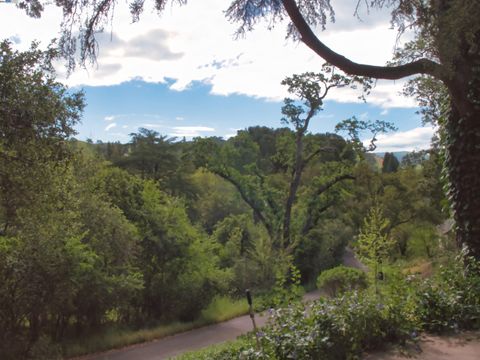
194;71;390;254
0;40;87;357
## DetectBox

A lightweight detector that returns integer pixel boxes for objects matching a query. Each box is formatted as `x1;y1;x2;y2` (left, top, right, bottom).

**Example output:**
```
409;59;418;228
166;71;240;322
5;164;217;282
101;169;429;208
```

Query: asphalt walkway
78;248;361;360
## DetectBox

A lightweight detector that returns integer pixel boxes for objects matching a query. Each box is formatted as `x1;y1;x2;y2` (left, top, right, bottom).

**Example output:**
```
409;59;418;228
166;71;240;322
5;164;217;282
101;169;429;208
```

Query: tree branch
388;215;416;233
303;146;336;168
281;0;443;80
302;174;355;236
215;170;274;239
302;201;334;235
253;167;281;215
314;174;355;197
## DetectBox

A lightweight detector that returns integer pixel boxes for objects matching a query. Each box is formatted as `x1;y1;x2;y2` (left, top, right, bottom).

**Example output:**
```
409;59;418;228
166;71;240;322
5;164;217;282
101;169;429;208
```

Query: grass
200;295;249;322
64;296;250;358
174;338;249;360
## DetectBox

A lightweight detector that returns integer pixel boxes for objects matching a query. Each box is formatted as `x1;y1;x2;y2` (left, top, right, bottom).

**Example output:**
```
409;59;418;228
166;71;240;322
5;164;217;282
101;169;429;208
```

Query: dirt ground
365;331;480;360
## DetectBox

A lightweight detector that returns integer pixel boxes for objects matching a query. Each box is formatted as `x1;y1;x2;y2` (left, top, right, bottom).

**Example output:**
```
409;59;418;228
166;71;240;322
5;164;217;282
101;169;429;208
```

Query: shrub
417;250;480;333
316;265;367;297
176;290;419;360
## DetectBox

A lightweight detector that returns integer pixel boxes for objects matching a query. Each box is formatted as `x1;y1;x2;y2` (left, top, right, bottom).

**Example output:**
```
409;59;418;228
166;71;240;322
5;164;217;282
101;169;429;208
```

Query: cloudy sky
0;0;435;152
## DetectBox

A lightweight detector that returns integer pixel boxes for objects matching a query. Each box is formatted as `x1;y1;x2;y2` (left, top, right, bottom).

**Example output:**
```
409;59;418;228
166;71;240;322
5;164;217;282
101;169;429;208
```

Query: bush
176;290;419;360
316;265;367;297
417;250;480;333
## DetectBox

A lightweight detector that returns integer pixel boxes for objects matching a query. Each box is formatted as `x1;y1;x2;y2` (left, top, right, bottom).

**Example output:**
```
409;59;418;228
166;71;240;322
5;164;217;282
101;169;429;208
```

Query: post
245;289;261;349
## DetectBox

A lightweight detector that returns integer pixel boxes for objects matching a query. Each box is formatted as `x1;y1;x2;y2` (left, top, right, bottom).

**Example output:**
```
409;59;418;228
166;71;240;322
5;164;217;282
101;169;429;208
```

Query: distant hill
374;151;409;162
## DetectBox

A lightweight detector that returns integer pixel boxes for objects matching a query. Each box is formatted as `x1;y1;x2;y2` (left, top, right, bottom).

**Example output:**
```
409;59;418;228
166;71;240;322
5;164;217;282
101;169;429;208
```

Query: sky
0;0;435;152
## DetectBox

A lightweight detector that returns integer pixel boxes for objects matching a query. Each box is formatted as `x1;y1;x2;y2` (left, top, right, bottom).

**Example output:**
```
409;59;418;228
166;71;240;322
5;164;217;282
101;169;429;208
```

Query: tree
0;40;83;235
195;71;362;252
382;152;399;173
356;204;395;293
23;0;479;258
0;41;88;357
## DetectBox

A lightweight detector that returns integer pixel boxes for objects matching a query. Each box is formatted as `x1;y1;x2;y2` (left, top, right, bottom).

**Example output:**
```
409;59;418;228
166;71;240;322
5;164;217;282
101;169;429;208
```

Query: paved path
81;313;267;360
79;291;319;360
78;248;361;360
342;246;368;271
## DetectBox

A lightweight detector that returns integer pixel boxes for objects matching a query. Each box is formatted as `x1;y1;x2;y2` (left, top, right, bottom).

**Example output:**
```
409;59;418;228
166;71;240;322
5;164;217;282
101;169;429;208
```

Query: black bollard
245;289;260;349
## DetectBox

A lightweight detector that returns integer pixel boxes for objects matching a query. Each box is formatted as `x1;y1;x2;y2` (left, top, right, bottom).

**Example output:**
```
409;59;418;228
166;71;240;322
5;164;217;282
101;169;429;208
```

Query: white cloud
104;115;116;121
170;126;215;137
0;1;417;108
105;122;117;131
122;125;129;129
175;116;184;121
142;123;164;129
368;126;436;152
380;109;389;116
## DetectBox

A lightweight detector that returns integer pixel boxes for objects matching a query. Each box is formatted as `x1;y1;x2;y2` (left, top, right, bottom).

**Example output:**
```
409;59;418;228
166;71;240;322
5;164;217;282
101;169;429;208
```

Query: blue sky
78;79;423;146
1;0;435;152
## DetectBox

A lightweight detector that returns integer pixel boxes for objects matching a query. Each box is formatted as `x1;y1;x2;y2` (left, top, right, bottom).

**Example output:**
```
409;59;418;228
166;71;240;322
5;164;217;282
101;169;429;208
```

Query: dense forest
3;39;476;360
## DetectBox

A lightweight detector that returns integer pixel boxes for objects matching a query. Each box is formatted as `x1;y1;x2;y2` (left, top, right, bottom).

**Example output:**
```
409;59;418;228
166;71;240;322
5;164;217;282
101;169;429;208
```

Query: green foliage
356;205;395;279
212;214;276;292
177;338;251;360
110;128;197;198
190;170;249;233
0;41;87;359
295;215;354;284
0;37;454;360
403;223;439;259
0;40;84;233
200;296;249;323
316;265;367;297
335;116;397;153
416;250;480;332
177;289;419;360
137;181;228;321
267;263;304;309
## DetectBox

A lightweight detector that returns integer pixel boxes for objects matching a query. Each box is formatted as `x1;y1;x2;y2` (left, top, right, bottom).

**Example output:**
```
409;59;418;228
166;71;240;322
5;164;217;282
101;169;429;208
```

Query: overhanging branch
282;0;443;80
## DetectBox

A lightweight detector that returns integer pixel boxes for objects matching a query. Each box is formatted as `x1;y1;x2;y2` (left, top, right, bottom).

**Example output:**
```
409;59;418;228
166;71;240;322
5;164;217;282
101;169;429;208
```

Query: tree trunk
445;101;480;259
445;53;480;259
283;132;304;248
